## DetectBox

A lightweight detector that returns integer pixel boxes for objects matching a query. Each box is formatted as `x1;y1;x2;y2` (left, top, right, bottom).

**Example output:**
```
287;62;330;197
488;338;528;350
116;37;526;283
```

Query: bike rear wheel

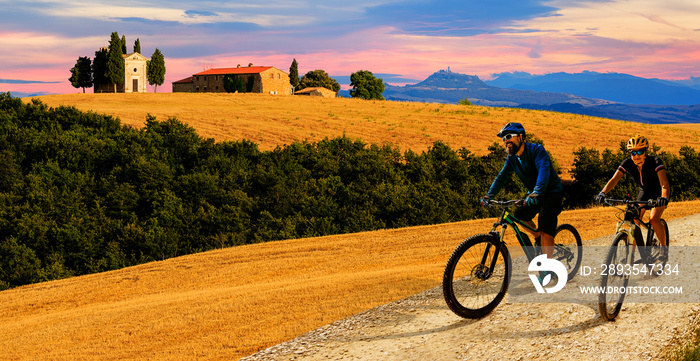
598;232;633;321
553;223;583;281
442;234;511;319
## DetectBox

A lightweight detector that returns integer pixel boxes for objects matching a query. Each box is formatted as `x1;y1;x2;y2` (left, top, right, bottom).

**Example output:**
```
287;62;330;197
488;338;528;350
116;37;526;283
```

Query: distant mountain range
7;91;50;98
379;69;700;124
485;71;700;105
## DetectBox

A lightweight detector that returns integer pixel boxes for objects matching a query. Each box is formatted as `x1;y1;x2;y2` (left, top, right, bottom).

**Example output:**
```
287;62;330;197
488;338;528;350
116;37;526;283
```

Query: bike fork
480;235;503;278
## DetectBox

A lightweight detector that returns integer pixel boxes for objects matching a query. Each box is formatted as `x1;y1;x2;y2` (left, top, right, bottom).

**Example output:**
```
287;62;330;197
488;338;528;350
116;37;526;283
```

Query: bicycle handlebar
484;199;525;207
604;198;660;208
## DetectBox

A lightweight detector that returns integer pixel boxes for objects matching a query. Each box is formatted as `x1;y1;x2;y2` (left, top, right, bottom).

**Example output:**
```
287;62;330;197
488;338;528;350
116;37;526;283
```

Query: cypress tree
107;32;125;93
69;56;93;93
121;35;127;54
147;48;166;93
134;38;141;54
92;48;108;92
289;59;299;90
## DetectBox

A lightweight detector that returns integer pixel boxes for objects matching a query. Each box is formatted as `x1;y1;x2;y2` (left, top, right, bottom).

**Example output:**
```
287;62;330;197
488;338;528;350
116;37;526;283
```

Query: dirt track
241;214;700;361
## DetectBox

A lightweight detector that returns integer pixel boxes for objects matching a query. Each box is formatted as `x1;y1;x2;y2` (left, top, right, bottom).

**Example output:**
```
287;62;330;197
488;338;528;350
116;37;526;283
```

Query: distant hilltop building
172;64;291;95
95;52;148;93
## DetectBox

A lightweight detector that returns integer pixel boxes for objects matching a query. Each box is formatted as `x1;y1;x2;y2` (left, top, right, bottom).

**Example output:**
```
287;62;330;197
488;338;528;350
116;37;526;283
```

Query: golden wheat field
4;93;700;360
25;93;700;178
2;202;700;360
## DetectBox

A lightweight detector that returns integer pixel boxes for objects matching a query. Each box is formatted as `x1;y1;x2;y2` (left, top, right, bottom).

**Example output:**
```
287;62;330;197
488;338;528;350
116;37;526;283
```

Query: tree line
69;32;166;93
288;59;385;100
1;93;699;289
70;36;382;99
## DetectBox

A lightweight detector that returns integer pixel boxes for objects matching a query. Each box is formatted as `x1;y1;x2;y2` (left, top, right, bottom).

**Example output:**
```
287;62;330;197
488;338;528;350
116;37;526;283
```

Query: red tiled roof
173;76;193;84
193;66;273;76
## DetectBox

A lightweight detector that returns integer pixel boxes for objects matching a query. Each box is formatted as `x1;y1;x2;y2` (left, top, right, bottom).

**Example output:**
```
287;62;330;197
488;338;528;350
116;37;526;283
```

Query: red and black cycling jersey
618;155;666;199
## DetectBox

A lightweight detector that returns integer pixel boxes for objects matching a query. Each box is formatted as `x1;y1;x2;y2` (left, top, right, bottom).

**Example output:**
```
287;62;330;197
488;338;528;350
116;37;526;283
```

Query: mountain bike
598;198;669;321
442;199;582;319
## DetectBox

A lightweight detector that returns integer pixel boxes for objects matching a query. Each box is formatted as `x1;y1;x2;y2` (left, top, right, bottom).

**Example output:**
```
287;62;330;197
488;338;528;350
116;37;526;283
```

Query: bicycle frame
607;199;658;262
489;200;540;263
598;198;665;321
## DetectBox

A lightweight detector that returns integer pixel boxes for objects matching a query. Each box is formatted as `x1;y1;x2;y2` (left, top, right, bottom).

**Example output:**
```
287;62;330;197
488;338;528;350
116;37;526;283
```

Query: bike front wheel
443;234;511;319
553;223;583;281
649;219;670;271
598;232;633;321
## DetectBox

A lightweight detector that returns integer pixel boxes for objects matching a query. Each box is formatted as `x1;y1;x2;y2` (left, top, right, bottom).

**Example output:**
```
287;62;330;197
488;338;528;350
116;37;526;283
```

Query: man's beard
506;141;522;155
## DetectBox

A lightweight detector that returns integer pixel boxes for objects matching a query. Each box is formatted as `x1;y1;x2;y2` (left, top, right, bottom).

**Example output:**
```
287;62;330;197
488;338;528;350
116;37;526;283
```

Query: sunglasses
630;149;645;156
501;133;519;142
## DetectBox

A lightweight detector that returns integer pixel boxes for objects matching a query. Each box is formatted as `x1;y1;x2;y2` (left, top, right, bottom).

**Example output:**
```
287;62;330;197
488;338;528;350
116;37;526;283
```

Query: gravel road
241;213;700;361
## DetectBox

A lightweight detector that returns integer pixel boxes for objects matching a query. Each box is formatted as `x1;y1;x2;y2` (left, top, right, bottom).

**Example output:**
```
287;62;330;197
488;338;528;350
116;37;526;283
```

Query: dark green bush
0;92;697;289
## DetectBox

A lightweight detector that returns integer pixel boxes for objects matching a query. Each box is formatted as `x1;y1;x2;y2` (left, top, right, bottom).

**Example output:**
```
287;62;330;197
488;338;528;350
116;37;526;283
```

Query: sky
2;0;700;95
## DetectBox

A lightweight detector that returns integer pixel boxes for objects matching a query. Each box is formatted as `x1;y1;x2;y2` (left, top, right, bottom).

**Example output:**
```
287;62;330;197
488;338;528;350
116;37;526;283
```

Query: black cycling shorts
636;189;661;202
513;192;563;237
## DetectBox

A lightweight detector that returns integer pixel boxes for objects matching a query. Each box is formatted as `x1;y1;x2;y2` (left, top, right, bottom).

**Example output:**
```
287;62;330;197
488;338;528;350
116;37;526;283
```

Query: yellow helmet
626;135;649;150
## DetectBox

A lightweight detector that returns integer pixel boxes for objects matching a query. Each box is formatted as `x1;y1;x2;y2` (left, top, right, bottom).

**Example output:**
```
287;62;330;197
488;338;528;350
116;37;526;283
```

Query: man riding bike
481;122;564;259
595;135;670;261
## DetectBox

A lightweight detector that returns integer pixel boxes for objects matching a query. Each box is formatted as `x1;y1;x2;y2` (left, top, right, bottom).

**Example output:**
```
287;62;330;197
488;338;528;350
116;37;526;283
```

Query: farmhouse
294;87;337;98
94;52;148;93
172;64;291;95
172;77;193;93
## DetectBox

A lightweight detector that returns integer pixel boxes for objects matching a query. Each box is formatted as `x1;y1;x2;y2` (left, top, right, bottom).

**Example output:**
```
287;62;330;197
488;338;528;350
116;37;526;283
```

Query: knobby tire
599;232;632;321
443;234;511;319
553;223;583;281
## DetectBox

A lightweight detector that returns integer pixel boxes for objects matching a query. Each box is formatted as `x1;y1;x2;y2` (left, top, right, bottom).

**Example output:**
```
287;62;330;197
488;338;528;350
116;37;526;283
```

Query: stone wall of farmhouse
172;81;193;93
260;69;291;95
192;74;230;93
190;68;290;95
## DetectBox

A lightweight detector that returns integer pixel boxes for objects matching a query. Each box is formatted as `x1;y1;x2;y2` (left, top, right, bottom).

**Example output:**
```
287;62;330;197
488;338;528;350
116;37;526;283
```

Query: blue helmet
497;122;526;138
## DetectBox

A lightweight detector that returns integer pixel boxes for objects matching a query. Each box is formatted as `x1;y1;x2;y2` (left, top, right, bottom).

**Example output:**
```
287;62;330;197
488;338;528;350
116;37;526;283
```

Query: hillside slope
2;202;700;360
23;93;700;178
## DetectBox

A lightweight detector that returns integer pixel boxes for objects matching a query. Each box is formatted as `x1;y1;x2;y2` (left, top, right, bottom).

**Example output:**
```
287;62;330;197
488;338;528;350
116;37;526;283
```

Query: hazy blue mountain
671;76;700;91
381;69;700;123
383;69;608;107
333;73;421;86
5;91;51;98
486;71;700;105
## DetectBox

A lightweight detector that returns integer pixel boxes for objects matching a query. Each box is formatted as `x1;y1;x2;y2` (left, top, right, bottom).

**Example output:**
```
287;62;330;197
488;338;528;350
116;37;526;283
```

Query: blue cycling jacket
487;142;563;196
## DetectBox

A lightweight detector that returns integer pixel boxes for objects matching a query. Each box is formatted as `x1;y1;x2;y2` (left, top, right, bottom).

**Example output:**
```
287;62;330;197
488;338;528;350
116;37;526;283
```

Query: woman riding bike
595;135;671;261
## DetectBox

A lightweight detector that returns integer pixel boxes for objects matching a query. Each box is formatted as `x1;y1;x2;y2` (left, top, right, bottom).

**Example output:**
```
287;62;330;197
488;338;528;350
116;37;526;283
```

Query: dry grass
25;93;700;179
1;201;700;360
7;93;700;360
